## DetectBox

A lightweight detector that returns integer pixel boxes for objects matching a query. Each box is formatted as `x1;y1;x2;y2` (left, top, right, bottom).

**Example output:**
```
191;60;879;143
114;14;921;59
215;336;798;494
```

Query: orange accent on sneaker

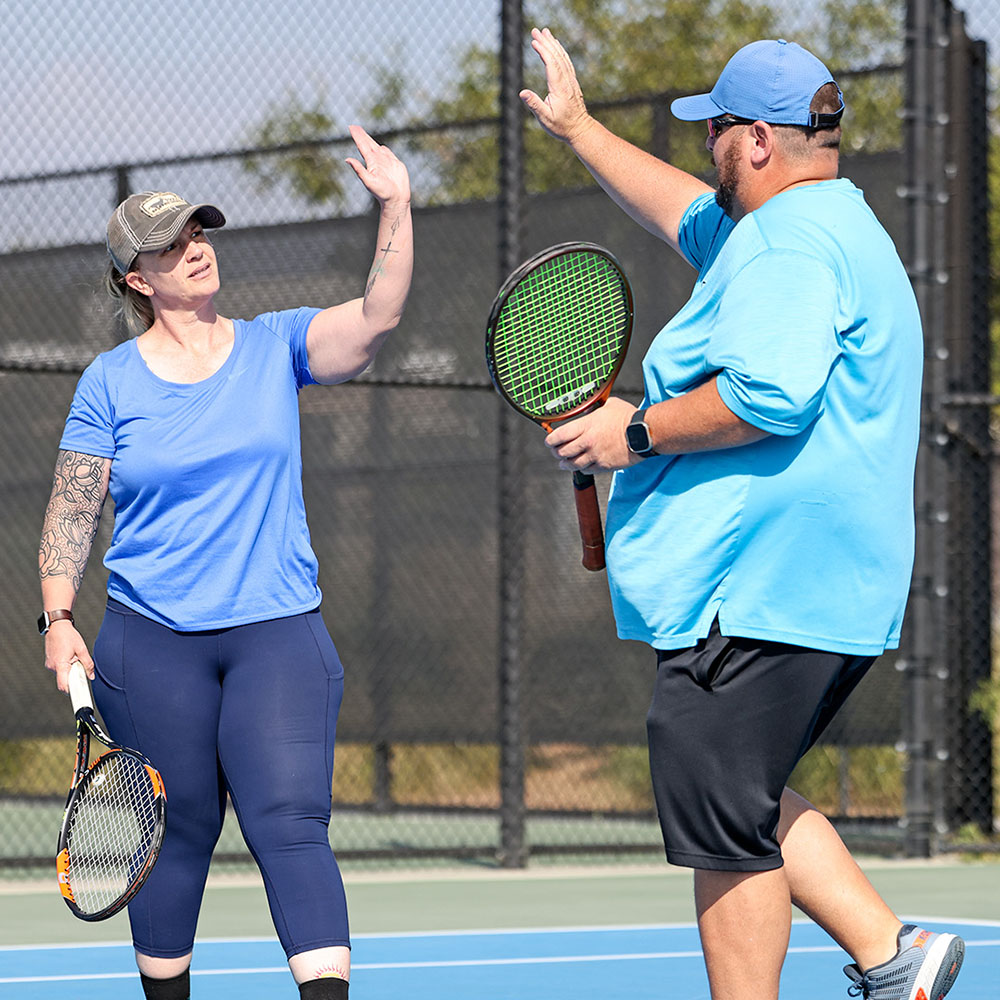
914;930;932;949
915;990;928;1000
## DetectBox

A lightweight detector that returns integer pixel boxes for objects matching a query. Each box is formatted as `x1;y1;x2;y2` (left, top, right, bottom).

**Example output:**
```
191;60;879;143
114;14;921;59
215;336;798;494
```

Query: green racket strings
492;251;628;419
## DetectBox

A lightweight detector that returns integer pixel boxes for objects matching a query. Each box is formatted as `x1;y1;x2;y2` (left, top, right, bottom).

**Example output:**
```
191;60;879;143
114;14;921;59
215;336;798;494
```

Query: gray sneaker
843;924;964;1000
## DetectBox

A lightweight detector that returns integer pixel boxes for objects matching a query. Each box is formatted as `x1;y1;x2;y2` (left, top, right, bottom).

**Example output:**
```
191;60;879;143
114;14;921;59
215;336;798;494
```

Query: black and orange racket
56;660;166;921
486;242;633;571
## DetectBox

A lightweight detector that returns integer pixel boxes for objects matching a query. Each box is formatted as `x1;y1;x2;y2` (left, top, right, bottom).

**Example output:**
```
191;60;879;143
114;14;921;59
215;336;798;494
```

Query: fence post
114;165;130;206
497;0;527;868
903;0;952;857
110;165;133;345
939;10;994;837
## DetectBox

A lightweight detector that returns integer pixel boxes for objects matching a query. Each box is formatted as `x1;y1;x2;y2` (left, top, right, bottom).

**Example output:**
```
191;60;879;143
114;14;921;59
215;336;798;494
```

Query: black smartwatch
625;408;658;458
38;609;74;635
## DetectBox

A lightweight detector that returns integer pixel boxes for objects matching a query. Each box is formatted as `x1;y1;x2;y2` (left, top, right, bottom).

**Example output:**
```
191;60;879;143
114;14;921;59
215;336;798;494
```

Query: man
520;28;964;1000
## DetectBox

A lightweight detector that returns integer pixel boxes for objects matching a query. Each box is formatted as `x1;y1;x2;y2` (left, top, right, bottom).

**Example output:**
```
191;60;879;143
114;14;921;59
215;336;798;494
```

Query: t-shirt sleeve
709;249;841;436
677;192;731;272
256;306;323;389
59;357;115;458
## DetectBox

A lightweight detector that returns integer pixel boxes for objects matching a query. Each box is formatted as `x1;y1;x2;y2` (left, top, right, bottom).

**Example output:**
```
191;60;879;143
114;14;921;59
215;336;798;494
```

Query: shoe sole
911;933;964;1000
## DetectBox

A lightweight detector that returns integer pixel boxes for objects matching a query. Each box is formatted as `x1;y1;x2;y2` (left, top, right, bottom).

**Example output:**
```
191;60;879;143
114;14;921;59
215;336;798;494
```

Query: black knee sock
299;977;349;999
139;968;190;1000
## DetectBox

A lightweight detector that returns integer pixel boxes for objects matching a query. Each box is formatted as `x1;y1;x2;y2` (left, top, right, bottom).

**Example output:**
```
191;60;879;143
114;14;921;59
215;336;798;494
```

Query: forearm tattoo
365;213;402;297
39;451;110;591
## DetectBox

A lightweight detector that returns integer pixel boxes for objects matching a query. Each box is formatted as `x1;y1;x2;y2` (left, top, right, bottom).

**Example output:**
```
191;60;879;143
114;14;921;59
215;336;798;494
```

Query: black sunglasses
709;106;846;138
707;115;755;138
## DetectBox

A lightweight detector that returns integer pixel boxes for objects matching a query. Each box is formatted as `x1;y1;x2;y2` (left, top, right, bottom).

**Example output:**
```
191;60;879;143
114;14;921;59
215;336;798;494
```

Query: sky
0;0;497;176
962;0;1000;54
3;0;996;175
0;0;499;249
0;0;996;251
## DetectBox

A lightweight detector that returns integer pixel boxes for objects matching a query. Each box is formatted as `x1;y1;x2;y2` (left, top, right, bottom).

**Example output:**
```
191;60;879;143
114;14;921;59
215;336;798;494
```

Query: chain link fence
0;0;996;874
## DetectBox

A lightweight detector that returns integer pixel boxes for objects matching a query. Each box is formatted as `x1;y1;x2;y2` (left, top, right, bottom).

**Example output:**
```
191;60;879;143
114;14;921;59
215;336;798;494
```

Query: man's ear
748;121;775;168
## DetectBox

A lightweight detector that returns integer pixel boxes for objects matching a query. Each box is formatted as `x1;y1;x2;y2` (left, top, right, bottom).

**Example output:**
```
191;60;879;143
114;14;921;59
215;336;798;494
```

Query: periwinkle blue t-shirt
604;180;922;654
59;307;323;631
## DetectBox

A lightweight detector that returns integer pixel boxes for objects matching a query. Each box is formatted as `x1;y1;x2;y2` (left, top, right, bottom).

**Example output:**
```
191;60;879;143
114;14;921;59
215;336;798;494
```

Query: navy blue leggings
92;598;349;960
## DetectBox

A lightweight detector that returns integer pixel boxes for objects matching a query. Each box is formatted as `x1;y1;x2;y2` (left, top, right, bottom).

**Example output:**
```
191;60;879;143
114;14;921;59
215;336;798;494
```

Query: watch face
626;420;652;454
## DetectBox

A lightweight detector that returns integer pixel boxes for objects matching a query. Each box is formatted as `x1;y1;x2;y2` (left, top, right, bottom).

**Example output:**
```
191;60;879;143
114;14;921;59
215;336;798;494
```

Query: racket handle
572;471;606;571
67;660;94;714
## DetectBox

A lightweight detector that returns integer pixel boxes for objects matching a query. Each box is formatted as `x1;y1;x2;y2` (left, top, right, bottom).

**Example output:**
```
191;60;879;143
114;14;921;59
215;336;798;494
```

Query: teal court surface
1;860;998;998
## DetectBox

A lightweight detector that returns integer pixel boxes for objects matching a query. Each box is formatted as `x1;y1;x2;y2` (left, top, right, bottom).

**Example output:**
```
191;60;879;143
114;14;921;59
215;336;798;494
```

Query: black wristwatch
625;408;658;458
38;609;74;635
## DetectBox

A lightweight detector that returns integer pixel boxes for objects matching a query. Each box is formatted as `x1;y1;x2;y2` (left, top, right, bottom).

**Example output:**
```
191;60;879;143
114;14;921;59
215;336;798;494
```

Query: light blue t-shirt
60;307;324;631
605;180;922;654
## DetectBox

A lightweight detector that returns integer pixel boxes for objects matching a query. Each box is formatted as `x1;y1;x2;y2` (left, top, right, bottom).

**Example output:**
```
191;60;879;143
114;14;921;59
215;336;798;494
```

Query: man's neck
734;162;839;220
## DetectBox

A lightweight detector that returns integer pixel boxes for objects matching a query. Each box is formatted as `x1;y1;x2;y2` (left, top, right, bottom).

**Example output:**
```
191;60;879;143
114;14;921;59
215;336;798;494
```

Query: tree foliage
240;0;908;206
419;0;780;199
242;93;345;206
813;0;905;153
414;0;907;200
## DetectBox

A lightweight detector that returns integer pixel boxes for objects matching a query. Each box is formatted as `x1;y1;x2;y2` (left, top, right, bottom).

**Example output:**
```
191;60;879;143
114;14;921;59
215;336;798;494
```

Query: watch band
38;609;74;635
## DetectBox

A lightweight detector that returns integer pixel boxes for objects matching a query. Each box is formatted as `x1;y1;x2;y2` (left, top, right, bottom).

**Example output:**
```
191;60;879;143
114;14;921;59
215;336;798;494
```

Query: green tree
241;57;416;209
820;0;904;65
239;0;908;206
419;0;779;200
813;0;905;153
407;0;906;201
243;92;345;206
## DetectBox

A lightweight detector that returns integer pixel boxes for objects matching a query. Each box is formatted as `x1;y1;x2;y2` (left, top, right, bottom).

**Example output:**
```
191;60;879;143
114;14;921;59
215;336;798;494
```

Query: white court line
0;949;765;984
4;940;1000;986
5;914;998;952
0;922;705;951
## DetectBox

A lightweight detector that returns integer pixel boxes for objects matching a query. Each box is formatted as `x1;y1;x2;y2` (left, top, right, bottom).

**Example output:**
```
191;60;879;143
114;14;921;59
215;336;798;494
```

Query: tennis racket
56;660;166;921
486;242;633;571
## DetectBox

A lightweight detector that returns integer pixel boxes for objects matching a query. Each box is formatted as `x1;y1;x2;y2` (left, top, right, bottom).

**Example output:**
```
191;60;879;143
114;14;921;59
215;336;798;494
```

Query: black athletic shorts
646;619;876;872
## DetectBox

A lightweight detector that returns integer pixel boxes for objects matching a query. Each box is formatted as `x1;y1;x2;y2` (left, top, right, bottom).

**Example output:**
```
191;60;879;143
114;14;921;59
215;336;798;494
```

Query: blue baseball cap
671;39;844;127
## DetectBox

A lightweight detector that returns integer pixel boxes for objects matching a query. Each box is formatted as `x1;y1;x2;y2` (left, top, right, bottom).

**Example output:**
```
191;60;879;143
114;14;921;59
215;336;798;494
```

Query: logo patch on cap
139;193;187;217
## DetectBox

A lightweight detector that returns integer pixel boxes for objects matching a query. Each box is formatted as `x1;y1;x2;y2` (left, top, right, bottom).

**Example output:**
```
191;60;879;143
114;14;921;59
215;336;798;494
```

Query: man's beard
713;141;742;217
715;178;737;216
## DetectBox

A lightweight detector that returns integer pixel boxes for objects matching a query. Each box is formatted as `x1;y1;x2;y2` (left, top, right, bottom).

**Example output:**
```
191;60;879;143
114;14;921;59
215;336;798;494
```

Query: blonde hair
103;262;154;337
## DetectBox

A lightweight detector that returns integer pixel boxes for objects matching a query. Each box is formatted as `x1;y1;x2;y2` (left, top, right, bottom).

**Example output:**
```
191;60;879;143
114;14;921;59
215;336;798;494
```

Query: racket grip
67;660;94;714
572;471;606;571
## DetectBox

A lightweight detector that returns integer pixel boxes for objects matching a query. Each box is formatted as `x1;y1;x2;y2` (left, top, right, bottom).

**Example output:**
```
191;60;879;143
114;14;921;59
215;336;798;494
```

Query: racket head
56;734;166;921
485;242;634;426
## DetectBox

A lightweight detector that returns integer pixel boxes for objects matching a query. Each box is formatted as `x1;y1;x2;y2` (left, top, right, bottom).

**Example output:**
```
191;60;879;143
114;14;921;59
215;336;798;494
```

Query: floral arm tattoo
39;450;111;592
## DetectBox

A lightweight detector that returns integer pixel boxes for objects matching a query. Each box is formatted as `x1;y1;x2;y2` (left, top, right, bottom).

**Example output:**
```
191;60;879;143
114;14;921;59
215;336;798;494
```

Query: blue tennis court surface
1;919;997;999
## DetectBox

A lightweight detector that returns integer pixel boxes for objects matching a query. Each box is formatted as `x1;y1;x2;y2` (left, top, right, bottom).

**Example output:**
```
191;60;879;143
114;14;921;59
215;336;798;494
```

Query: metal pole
497;0;527;868
940;12;994;836
114;165;130;206
110;166;133;345
959;31;995;836
926;0;954;850
902;0;935;858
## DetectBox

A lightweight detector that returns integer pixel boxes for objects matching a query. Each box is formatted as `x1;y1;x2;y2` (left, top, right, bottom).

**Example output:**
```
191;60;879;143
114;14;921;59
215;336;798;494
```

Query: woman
38;124;412;1000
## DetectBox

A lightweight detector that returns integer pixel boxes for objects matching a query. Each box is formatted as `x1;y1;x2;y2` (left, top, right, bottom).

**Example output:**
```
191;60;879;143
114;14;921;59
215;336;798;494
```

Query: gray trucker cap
106;191;226;274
